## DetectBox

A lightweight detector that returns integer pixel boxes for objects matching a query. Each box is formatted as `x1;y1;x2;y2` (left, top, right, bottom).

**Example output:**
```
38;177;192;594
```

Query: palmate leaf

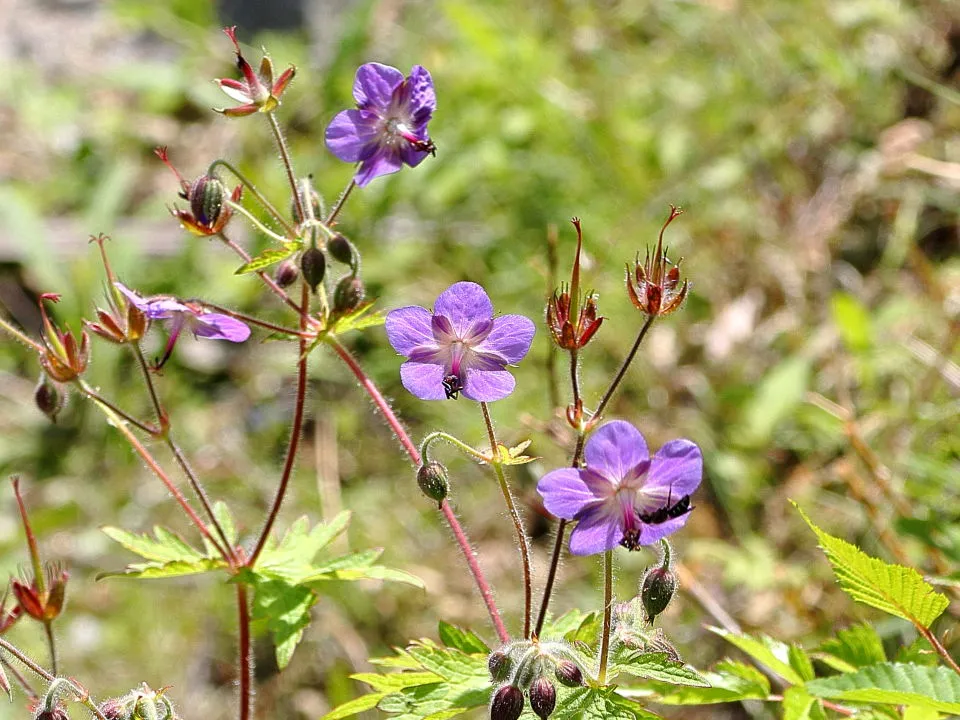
795;504;949;628
610;651;710;687
622;660;770;705
253;512;351;583
241;571;317;671
804;663;960;714
438;622;490;655
98;525;228;579
233;241;301;274
708;627;807;685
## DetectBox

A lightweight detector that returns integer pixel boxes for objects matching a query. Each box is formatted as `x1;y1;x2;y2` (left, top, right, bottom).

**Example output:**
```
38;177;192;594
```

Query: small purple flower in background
325;63;436;187
115;283;250;369
385;282;535;402
537;421;701;555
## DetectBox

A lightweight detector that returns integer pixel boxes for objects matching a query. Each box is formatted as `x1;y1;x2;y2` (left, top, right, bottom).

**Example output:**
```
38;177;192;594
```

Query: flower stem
266;111;304;225
43;621;57;676
593;314;656;421
328;337;508;642
419;431;489;464
597;550;614;684
208;159;297;239
236;582;253;720
218;232;302;315
198;301;310;338
2;655;38;700
326;179;357;225
12;477;45;596
0;314;43;353
76;385;159;436
225;200;291;244
480;402;532;639
250;283;310;566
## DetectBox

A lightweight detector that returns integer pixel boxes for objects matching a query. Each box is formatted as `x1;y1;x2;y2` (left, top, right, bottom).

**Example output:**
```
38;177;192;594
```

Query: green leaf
624;660;770;705
352;672;444;692
795;504;949;628
783;686;826;720
254;513;351;583
212;501;238;545
565;612;601;648
247;574;317;670
492;440;538;466
437;622;490;654
903;707;942;720
99;526;227;580
708;627;805;685
543;609;593;638
831;292;873;352
819;623;886;669
788;644;816;682
805;663;960;714
234;242;300;274
406;641;490;684
320;692;387;720
613;652;710;687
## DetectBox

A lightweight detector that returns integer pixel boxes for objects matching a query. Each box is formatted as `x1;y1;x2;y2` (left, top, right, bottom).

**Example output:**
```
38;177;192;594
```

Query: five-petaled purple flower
385;282;535;402
325;63;436;187
115;283;250;368
537;421;701;555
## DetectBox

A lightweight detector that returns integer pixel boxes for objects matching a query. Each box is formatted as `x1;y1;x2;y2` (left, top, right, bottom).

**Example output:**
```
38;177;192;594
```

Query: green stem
225;200;290;244
12;477;45;596
0;314;43;353
326;179;357;225
593;314;656;421
43;622;57;676
266;111;304;224
76;384;159;436
217;232;303;315
597;551;614;684
480;402;532;639
419;431;489;464
207;159;297;239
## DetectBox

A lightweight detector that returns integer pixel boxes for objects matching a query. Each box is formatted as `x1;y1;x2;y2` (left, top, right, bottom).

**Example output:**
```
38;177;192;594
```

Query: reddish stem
236;583;252;720
250;283;310;565
328;336;509;643
217;232;302;315
12;477;45;595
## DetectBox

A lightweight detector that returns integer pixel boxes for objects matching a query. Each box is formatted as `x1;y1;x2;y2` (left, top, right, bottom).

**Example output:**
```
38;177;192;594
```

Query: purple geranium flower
115;283;250;368
385;282;535;402
325;62;436;187
537;421;702;555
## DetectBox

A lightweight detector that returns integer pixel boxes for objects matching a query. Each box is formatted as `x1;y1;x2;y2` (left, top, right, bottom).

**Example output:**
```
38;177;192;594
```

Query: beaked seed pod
327;233;356;266
300;247;326;292
274;259;299;288
417;462;449;505
490;685;524;720
487;650;512;683
333;275;366;315
640;566;678;623
554;660;583;687
529;677;557;720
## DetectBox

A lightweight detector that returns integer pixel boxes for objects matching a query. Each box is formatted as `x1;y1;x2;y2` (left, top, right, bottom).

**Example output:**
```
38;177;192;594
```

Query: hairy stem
597;551;613;684
326;179;357;225
593;314;656;421
250;283;310;566
199;301;309;338
329;337;508;641
419;431;489;464
225;200;290;244
267;111;304;224
218;232;302;314
918;624;960;676
0;314;44;353
43;622;57;676
480;402;532;639
76;385;158;436
237;583;253;720
208;159;297;239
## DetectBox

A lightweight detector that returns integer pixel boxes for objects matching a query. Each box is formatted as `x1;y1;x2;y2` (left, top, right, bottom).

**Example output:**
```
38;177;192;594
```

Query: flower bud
300;247;326;293
487;650;512;683
97;698;131;720
640;566;677;623
417;462;449;506
554;660;583;687
188;175;227;229
274;259;299;288
333;275;366;315
327;233;357;266
292;180;324;224
490;685;524;720
529;677;556;720
34;375;65;422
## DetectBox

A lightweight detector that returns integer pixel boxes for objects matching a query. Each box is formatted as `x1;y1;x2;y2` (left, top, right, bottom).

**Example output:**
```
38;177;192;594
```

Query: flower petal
399;143;431;168
433;282;493;338
473;314;535;365
385;305;436;356
190;313;251;342
355;148;403;187
113;283;148;312
644;439;702;501
325;109;383;163
638;513;692;546
569;504;621;556
538;468;598;519
462;367;515;402
584;421;650;485
400;360;448;400
402;65;436;125
353;62;404;108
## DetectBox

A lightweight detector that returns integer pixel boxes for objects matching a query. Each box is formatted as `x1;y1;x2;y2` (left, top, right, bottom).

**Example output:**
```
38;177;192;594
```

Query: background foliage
0;0;957;718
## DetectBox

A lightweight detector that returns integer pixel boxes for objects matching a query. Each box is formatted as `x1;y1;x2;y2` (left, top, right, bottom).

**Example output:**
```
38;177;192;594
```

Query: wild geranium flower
115;283;250;368
537;421;701;555
385;282;534;402
325;63;436;187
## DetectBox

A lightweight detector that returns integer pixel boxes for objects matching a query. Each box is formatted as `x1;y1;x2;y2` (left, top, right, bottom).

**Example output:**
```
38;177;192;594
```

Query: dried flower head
626;206;689;317
215;26;295;116
546;218;603;350
37;294;89;383
155;147;242;236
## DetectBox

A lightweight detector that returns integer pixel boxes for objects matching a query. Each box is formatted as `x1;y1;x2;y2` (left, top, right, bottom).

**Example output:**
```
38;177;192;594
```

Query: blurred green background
0;0;957;717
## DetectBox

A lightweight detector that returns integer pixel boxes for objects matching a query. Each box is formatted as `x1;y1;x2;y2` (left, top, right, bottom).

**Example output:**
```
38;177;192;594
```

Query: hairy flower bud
189;175;227;229
490;685;524;720
640;566;677;623
554;660;583;687
529;677;556;720
34;375;65;422
333;276;366;315
274;259;299;288
417;462;449;506
327;233;357;267
487;650;512;683
292;179;324;224
300;248;326;293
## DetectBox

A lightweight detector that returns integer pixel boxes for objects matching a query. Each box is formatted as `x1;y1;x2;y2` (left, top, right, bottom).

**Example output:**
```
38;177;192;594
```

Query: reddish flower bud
274;260;299;288
37;295;90;383
490;685;524;720
626;206;689;317
554;660;583;687
34;375;65;423
529;677;556;720
333;276;366;315
300;248;327;293
640;566;677;623
487;650;512;683
215;26;295;117
155;148;241;236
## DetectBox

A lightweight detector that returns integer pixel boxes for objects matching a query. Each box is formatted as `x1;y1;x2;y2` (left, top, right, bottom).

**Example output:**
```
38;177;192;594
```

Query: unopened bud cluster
487;640;585;720
98;684;179;720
